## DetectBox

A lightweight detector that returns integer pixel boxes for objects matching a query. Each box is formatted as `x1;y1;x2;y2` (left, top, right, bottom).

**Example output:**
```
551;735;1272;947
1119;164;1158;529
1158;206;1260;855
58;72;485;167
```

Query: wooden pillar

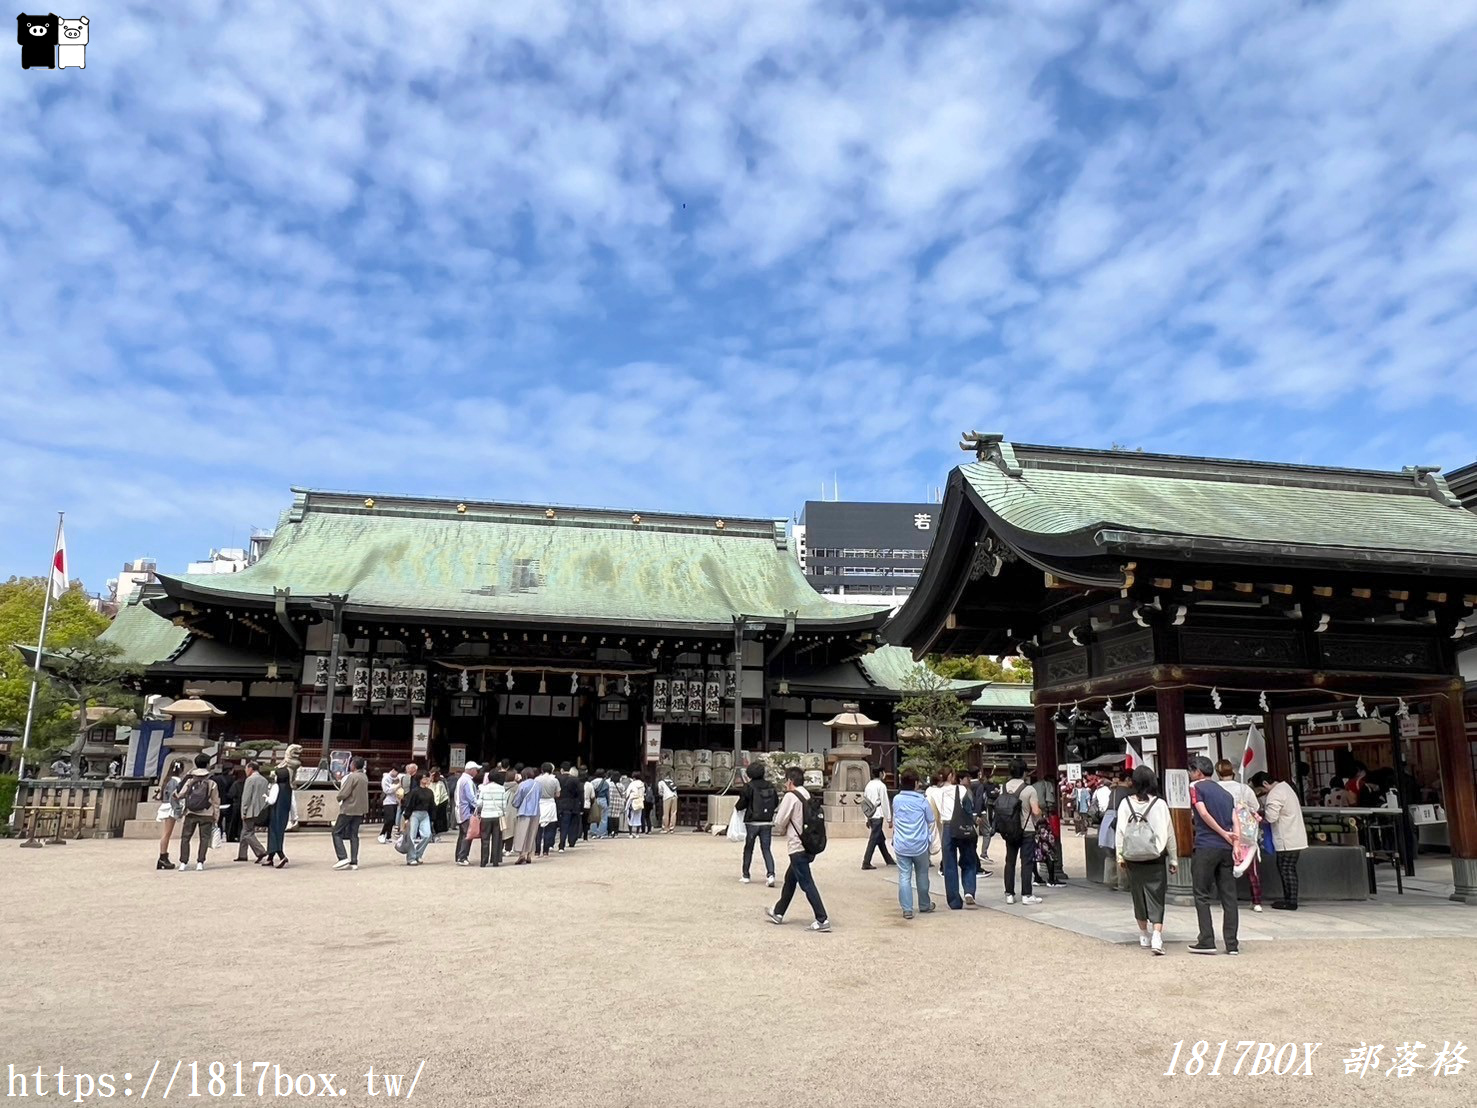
1265;711;1292;783
1157;686;1192;859
1432;683;1477;903
1034;702;1057;784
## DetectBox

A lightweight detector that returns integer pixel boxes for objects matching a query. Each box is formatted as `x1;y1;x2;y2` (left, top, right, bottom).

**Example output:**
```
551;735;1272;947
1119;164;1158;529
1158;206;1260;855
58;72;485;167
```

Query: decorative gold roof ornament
631;513;642;525
364;497;376;509
456;503;467;513
546;508;557;519
715;520;726;529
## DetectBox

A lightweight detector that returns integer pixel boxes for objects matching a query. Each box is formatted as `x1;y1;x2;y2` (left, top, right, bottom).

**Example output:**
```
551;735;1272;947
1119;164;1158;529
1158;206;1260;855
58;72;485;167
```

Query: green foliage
896;667;973;780
927;653;1033;684
0;578;111;752
0;774;17;829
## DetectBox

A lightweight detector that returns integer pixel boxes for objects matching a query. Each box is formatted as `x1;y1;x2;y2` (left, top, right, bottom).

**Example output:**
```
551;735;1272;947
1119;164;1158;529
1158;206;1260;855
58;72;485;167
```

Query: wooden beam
1351;587;1372;600
1269;583;1295;595
1427;592;1448;604
1313;586;1334;598
1232;582;1254;594
1386;589;1409;602
1193;579;1214;591
1153;577;1174;589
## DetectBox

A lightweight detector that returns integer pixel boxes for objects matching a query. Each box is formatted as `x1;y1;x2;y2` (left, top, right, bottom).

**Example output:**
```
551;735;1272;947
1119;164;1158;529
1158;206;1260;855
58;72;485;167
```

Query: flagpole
17;512;65;781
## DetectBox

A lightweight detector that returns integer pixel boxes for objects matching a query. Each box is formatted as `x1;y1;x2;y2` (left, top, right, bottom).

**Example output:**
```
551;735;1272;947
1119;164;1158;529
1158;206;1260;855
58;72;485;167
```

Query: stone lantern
822;703;877;826
159;692;225;765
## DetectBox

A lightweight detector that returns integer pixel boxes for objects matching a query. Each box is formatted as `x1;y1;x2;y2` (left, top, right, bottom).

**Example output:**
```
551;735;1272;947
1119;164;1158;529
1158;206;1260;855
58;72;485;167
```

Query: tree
896;667;973;781
25;638;141;778
0;577;111;754
927;654;1033;684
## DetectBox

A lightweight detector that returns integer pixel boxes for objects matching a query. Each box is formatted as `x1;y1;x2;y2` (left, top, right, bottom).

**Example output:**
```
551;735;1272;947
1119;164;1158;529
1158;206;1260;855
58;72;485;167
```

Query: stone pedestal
1451;857;1477;905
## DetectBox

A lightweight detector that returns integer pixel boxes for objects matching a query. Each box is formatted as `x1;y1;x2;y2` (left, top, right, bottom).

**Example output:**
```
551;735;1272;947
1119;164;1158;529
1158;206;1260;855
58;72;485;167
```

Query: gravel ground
2;832;1473;1107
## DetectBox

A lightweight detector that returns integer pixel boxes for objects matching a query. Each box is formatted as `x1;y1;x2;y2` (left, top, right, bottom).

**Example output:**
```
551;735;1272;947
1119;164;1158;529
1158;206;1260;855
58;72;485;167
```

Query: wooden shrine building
104;489;889;785
885;433;1477;903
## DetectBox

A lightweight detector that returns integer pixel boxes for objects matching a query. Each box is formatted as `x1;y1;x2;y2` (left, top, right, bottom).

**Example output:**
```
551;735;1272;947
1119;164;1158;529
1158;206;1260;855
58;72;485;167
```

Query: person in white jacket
1251;772;1308;911
861;765;894;870
1116;766;1176;955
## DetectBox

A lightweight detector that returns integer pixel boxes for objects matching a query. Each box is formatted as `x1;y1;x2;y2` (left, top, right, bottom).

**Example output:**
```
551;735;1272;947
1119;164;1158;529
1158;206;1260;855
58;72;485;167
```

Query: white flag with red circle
50;523;68;599
1239;723;1268;781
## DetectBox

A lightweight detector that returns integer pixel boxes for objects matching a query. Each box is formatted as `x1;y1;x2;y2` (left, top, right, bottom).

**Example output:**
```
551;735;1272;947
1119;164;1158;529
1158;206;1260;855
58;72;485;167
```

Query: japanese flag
49;523;68;600
1126;742;1153;771
1239;723;1268;781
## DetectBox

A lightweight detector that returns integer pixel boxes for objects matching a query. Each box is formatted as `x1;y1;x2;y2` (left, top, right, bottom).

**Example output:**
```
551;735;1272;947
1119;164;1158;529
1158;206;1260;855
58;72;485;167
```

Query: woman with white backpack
1116;765;1176;955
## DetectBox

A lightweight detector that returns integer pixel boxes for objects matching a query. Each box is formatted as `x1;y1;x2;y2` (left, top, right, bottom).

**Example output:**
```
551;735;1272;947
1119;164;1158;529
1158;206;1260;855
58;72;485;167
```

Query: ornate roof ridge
959;433;1461;505
286;487;786;544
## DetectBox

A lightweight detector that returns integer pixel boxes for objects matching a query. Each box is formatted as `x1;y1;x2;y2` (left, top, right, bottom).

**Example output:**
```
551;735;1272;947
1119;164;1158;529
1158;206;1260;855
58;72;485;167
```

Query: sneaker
765;909;784;926
740;876;751;884
456;859;471;867
766;875;775;888
1225;947;1240;956
195;862;205;871
862;864;877;871
919;903;937;913
177;862;186;871
378;835;388;844
1188;942;1217;955
903;911;914;920
1005;894;1015;904
1151;932;1164;956
964;893;975;907
1252;904;1263;913
807;919;831;933
1045;882;1066;889
1021;895;1043;905
980;869;994;879
333;859;352;871
349;864;358;871
1139;932;1151;948
558;847;565;854
1271;902;1298;911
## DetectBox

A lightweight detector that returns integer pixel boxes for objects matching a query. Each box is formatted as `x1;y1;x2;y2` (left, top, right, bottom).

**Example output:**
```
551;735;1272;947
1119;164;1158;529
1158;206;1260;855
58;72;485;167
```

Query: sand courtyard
3;830;1474;1107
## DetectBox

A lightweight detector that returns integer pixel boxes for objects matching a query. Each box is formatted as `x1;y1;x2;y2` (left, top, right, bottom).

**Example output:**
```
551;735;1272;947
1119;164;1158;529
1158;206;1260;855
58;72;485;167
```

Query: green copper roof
859;646;979;693
959;438;1477;566
101;595;188;666
157;490;888;632
971;684;1034;709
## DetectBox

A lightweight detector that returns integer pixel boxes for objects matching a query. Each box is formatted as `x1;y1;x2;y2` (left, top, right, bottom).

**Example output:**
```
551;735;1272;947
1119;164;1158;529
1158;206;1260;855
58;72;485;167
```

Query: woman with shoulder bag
1116;765;1176;955
154;760;186;870
264;766;294;869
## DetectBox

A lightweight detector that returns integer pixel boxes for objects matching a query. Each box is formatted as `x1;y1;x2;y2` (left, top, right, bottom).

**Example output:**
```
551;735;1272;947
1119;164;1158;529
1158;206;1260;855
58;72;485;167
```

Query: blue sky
4;1;1477;595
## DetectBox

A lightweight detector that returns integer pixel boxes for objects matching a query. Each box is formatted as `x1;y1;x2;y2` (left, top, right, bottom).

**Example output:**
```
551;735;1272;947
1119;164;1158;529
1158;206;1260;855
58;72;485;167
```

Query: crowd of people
151;746;1312;954
152;756;680;872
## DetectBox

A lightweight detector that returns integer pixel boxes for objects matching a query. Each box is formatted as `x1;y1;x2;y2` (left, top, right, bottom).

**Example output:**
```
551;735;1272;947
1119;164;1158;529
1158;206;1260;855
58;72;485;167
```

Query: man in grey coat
235;761;269;863
333;756;370;870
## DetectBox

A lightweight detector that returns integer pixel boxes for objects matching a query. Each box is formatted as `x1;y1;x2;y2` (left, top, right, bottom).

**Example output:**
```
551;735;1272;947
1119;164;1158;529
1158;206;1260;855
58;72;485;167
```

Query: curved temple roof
150;489;888;635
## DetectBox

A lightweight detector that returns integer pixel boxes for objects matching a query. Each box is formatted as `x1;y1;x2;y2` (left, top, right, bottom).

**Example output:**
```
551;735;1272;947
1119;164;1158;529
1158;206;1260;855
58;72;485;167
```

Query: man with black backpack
736;761;778;887
996;759;1043;905
175;752;220;871
765;767;830;932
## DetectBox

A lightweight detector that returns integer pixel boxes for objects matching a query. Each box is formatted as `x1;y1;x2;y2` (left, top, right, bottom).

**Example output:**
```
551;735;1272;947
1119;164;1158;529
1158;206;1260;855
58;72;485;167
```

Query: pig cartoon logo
57;14;85;68
16;13;57;69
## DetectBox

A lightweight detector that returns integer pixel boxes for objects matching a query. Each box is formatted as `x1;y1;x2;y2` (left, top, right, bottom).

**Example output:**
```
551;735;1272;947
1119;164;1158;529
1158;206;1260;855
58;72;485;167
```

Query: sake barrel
675;749;696;768
695;748;713;766
803;769;825;790
674;765;696;787
694;764;713;787
659;748;675;766
713;750;734;771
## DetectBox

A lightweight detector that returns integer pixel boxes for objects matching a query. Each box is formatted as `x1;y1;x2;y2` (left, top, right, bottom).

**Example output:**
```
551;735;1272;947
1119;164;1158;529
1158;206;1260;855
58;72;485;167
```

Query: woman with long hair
1116;765;1175;955
154;759;186;870
264;765;294;869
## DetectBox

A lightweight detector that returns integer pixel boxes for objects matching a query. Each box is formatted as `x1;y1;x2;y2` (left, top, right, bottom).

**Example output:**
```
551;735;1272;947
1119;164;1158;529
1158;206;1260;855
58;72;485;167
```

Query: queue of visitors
154;757;671;872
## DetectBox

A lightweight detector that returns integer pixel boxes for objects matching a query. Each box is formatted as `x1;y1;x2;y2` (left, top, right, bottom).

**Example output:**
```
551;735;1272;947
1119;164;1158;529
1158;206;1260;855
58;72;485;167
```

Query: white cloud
2;0;1476;589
